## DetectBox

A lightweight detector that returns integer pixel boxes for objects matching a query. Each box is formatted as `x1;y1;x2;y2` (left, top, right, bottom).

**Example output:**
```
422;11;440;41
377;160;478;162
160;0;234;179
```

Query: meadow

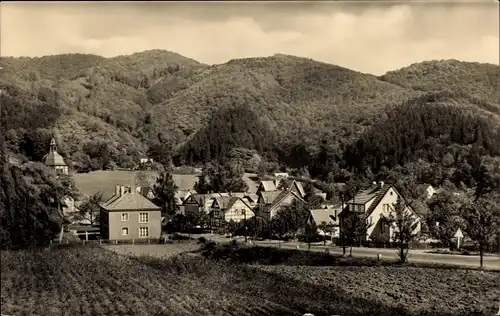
73;170;258;199
2;242;499;316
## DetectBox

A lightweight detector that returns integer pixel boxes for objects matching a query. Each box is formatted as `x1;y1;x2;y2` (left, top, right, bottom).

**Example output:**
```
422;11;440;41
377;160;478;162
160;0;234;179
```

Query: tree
426;191;463;247
272;200;310;239
317;221;333;245
0;162;71;249
383;197;420;263
342;210;373;257
152;171;178;218
135;170;150;188
194;161;248;194
76;192;103;226
460;192;500;268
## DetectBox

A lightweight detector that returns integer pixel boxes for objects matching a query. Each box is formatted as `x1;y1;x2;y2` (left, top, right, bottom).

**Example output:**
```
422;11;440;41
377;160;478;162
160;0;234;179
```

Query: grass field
73;170;259;199
2;242;499;316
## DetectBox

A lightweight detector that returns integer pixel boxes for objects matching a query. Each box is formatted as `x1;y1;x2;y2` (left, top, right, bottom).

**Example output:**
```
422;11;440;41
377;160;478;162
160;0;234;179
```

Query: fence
51;236;175;246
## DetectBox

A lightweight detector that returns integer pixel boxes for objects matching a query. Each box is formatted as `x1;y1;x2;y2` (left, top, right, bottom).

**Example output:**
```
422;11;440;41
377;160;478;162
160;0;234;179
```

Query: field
73;170;258;199
1;243;499;316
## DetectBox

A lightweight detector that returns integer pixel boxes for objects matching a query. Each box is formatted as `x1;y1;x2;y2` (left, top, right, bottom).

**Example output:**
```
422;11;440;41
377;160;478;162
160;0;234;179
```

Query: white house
342;181;422;242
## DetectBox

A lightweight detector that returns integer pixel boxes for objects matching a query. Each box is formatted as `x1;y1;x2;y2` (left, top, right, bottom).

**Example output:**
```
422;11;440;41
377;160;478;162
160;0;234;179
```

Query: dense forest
1;51;499;193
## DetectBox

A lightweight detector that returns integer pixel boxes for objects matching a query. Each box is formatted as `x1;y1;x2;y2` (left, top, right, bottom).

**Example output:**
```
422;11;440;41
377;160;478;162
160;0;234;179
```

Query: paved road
195;234;500;270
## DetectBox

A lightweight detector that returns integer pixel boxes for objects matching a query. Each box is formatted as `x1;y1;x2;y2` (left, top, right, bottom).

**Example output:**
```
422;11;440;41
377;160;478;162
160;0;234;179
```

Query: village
43;137;477;258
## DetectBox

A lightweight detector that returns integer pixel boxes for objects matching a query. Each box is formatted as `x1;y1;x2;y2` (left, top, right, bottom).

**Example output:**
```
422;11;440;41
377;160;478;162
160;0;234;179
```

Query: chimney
120;185;126;196
115;185;121;196
379;181;384;188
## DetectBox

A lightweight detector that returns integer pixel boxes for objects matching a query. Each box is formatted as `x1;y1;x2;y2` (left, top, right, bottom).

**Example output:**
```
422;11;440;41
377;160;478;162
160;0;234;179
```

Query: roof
44;139;67;167
101;190;161;211
138;186;153;197
309;209;339;226
267;191;307;213
244;194;259;203
213;196;233;209
259;180;277;192
281;180;306;197
230;192;245;198
346;185;387;205
259;191;282;204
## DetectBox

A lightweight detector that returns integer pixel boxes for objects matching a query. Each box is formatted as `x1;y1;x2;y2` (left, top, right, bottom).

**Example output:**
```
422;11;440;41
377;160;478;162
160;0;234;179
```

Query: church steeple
44;137;68;175
49;138;57;153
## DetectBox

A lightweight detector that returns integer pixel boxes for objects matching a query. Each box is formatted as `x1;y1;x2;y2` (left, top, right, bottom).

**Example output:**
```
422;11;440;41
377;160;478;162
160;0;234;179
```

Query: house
257;180;277;193
242;193;259;207
174;190;193;205
257;190;307;220
278;179;307;198
307;206;341;238
210;196;255;228
136;186;155;200
273;172;289;180
341;181;421;243
181;194;203;216
100;185;162;240
417;184;437;199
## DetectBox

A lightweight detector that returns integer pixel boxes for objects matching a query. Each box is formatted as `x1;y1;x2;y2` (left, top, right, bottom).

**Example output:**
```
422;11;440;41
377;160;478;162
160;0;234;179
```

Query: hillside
1;51;499;177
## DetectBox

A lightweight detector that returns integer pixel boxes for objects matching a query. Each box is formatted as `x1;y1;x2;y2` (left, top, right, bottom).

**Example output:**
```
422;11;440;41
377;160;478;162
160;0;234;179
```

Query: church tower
44;138;68;175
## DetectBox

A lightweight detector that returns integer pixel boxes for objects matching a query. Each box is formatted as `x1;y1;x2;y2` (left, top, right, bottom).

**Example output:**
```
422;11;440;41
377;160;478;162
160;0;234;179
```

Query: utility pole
244;210;247;243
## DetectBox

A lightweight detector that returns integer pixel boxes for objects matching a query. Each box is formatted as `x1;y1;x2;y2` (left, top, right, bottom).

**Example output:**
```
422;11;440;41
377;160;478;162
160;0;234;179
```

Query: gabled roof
309;209;339;226
225;196;253;211
213;196;233;209
244;194;259;203
259;180;277;192
101;190;160;211
346;185;388;205
267;191;307;214
259;191;282;204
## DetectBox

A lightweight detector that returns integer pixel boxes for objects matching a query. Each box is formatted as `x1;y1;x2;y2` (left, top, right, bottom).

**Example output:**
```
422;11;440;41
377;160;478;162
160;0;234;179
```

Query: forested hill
1;50;499;187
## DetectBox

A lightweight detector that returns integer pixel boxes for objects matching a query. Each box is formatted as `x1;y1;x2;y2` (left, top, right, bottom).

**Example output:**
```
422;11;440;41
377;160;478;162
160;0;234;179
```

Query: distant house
417;184;437;199
341;181;421;243
100;185;162;240
257;190;307;220
307;206;341;238
273;172;289;179
180;194;203;216
278;179;307;198
136;186;155;200
257;180;277;193
139;158;154;170
210;196;255;228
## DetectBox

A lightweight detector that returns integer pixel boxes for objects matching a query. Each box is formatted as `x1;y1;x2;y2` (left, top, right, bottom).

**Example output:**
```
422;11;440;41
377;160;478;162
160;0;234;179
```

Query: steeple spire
50;138;57;153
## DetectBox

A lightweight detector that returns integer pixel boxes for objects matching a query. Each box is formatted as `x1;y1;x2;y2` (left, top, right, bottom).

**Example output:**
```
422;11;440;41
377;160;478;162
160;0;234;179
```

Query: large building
100;185;162;240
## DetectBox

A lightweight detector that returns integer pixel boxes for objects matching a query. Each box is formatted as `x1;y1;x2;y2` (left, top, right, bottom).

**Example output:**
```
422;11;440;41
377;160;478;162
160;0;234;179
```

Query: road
195;234;500;270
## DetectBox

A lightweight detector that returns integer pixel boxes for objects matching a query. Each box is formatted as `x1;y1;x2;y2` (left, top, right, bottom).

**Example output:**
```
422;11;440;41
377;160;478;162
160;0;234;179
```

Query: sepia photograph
0;1;499;315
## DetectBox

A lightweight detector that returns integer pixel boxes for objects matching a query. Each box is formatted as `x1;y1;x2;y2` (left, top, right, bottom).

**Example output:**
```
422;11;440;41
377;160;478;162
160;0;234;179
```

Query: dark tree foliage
152;171;179;217
342;92;500;175
175;105;276;165
0;162;73;249
194;161;248;194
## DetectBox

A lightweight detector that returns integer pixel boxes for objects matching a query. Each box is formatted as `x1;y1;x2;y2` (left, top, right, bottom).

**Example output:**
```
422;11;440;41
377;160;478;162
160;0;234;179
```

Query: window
139;212;149;223
139;227;149;237
383;204;389;212
121;213;129;221
214;210;220;217
122;227;129;236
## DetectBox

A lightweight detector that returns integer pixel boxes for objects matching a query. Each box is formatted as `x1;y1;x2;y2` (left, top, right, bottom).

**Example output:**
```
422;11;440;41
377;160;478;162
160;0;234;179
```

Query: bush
198;237;207;244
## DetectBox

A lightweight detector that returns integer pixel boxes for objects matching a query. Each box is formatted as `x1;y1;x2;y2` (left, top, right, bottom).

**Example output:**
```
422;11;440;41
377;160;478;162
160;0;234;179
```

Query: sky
1;1;498;75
